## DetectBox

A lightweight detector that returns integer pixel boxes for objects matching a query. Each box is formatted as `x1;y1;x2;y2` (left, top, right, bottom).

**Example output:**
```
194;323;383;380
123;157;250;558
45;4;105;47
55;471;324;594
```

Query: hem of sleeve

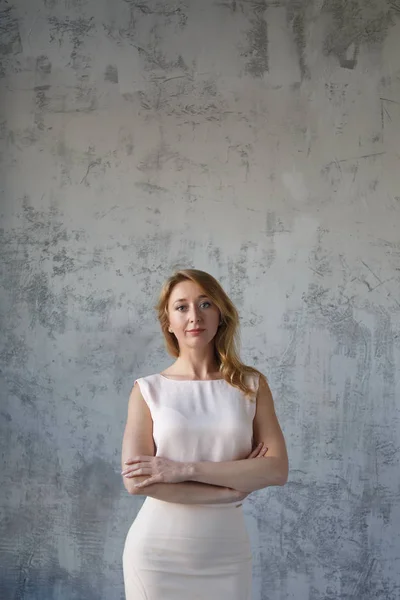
134;377;151;413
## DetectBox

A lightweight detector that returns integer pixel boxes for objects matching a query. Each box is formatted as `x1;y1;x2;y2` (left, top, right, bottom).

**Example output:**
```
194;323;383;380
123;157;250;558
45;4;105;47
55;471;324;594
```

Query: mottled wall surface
0;1;399;599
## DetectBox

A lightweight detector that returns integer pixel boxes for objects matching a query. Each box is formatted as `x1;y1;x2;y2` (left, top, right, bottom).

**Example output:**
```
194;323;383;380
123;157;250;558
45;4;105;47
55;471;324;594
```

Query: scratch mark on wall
133;1;188;29
133;42;188;72
324;152;386;168
80;158;102;185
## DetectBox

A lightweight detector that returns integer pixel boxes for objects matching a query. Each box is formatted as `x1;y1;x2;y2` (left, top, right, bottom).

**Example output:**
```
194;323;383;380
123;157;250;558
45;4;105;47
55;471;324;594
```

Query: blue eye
175;301;211;311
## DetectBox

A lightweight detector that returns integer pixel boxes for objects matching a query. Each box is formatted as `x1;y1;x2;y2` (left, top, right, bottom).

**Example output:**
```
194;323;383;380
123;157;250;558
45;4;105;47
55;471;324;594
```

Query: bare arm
121;381;245;504
130;481;245;504
186;376;289;493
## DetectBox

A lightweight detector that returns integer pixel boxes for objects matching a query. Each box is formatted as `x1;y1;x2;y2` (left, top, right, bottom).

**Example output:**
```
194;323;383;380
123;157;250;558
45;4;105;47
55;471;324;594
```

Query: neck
171;349;220;379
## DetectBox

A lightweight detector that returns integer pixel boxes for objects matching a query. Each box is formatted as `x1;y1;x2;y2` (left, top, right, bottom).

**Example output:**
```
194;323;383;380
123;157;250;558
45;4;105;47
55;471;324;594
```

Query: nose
188;304;202;323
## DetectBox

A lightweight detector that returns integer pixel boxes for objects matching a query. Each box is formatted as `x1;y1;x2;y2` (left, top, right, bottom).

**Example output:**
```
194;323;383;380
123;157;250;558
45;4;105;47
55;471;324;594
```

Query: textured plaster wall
1;1;400;599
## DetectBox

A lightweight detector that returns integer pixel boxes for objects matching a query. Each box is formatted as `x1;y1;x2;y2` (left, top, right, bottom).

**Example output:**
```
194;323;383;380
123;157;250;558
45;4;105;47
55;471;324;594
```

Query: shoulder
133;373;160;388
131;373;163;411
242;368;267;393
253;372;275;413
241;369;273;407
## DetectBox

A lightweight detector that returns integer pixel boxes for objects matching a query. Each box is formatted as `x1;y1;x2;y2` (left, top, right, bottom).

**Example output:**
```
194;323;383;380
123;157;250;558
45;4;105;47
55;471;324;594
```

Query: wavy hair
155;269;266;400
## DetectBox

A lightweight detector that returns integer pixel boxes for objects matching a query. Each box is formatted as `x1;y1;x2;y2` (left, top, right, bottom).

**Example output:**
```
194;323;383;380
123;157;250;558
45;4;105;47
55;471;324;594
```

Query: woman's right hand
246;442;268;459
231;443;269;502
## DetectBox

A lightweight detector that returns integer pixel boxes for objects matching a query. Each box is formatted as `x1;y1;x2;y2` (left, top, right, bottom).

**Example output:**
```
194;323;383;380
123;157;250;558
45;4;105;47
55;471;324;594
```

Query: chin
186;336;214;346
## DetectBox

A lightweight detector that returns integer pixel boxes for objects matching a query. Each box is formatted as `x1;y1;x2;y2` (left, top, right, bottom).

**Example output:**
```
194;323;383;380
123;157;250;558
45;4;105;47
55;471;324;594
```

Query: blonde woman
121;269;288;599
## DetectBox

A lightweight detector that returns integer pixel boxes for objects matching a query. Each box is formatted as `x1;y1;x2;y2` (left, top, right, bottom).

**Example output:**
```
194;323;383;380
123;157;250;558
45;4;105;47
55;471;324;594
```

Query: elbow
276;473;288;486
276;461;289;486
264;457;288;487
122;478;141;496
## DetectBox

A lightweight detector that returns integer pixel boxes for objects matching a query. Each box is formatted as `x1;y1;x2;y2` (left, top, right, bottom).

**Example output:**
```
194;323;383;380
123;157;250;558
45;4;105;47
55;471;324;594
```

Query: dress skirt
122;497;252;599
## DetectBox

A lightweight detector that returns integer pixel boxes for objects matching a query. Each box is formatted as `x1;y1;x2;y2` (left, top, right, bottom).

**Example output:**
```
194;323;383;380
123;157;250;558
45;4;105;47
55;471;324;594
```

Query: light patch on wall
267;6;302;86
282;168;309;202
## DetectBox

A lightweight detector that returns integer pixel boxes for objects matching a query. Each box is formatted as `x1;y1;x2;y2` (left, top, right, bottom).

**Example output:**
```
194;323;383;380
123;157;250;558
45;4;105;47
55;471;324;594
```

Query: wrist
224;487;246;503
183;461;196;481
234;490;248;501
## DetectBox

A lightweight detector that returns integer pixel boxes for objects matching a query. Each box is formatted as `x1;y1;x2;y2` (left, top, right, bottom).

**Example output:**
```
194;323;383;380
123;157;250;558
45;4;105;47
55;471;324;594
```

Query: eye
200;301;211;308
176;305;187;311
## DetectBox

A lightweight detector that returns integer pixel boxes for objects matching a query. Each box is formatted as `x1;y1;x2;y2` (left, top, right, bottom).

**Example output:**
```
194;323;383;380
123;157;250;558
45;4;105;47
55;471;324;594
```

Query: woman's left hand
121;456;189;488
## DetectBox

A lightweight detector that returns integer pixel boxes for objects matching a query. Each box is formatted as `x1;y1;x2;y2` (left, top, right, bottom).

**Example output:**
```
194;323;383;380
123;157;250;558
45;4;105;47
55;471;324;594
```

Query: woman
121;269;288;599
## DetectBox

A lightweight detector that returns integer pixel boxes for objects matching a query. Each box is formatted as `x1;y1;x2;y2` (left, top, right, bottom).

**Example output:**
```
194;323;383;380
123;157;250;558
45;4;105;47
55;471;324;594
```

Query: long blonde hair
155;269;266;400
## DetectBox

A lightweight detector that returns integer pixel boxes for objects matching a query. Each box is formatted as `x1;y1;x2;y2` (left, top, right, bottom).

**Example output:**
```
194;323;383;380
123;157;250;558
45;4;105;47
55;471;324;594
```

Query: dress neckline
158;373;226;383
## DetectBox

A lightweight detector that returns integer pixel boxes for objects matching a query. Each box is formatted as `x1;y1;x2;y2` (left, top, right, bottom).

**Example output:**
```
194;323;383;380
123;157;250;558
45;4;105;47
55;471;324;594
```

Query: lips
186;329;205;333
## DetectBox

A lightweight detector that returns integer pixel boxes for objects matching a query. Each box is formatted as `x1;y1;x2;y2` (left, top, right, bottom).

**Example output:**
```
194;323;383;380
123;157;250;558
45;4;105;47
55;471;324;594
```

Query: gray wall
1;1;399;599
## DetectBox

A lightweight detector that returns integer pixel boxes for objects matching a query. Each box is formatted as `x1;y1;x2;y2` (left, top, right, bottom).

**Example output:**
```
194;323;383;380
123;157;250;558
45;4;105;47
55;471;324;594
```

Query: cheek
169;312;184;328
207;310;220;325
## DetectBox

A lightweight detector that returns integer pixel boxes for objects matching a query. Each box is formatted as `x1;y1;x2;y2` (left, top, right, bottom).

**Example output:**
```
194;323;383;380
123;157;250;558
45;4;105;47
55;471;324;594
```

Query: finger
251;444;268;458
121;462;149;475
251;443;265;458
123;468;152;478
124;456;152;465
247;443;263;459
257;445;268;457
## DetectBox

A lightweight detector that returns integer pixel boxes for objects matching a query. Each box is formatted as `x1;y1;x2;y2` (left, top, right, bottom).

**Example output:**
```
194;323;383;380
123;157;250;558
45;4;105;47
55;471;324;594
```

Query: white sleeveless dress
122;372;259;600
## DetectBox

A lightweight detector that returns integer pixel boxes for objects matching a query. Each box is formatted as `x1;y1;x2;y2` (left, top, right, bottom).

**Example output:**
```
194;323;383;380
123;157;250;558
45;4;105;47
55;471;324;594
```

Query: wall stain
0;3;23;78
48;15;95;49
241;1;269;78
0;4;22;57
137;139;188;172
103;6;136;46
0;196;91;339
134;42;188;73
215;1;238;13
132;1;188;29
322;0;396;69
68;458;122;567
0;484;109;599
227;242;255;307
0;331;30;374
104;64;118;83
0;562;105;600
287;2;311;80
34;85;51;131
103;1;187;48
36;54;52;74
135;181;169;194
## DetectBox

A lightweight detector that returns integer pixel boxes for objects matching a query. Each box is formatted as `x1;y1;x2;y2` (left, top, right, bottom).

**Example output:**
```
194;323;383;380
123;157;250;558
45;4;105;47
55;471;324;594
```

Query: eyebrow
173;295;209;304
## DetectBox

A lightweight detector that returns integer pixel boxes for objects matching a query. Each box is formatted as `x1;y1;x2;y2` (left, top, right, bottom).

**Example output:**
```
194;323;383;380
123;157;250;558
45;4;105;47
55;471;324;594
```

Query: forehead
168;280;208;303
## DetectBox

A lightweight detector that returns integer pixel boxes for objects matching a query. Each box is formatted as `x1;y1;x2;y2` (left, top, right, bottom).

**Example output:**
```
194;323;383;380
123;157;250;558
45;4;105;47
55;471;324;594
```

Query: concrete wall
1;1;399;599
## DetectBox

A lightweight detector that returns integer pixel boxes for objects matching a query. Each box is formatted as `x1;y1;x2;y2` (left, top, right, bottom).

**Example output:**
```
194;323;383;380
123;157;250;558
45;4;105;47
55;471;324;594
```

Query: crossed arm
120;376;288;504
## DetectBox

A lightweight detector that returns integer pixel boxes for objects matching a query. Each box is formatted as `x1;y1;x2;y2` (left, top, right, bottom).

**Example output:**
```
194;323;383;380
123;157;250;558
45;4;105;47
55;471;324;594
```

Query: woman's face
167;280;221;351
